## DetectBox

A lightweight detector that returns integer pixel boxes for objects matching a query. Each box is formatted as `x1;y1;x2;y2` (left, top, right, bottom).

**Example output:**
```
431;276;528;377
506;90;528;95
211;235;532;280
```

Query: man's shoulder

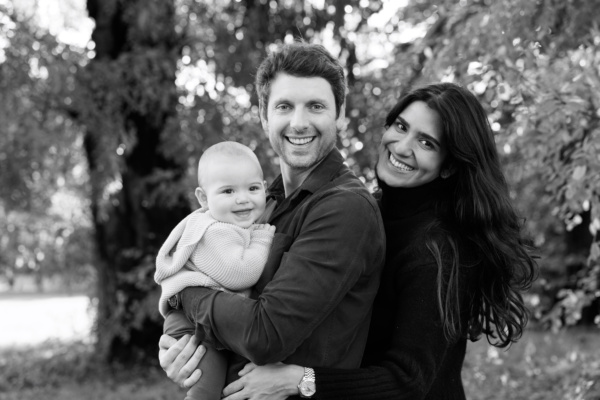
310;170;380;216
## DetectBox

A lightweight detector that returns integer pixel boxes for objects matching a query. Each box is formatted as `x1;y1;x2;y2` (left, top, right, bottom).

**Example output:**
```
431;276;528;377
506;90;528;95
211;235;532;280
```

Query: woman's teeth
389;154;414;171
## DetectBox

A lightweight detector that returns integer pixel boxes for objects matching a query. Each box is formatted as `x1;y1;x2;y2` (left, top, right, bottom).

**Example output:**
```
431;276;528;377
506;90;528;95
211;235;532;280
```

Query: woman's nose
391;136;413;156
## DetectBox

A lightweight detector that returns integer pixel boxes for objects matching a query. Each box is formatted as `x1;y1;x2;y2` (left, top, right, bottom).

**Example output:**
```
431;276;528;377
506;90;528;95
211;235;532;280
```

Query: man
159;42;385;398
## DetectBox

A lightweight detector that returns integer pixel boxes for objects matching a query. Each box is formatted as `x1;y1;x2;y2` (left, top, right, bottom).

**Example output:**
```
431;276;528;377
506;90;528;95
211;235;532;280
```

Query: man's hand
158;334;206;388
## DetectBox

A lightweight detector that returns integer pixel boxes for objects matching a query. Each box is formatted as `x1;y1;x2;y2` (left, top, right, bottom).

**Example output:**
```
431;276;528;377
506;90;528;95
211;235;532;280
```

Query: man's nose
290;108;309;132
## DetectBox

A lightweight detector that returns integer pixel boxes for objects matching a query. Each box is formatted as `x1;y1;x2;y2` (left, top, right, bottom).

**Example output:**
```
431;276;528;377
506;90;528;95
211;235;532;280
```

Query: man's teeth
389;154;414;171
287;137;315;145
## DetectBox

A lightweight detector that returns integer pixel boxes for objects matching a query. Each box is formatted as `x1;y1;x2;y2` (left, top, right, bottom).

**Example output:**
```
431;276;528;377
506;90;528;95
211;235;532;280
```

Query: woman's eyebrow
396;116;410;128
419;132;442;147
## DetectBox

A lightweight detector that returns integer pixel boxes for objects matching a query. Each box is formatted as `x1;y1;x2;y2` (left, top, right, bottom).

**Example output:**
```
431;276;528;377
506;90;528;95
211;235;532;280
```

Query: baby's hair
197;141;263;187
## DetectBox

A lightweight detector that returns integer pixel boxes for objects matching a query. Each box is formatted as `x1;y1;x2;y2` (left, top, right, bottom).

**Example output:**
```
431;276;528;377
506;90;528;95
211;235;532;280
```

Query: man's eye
311;104;324;110
276;104;291;110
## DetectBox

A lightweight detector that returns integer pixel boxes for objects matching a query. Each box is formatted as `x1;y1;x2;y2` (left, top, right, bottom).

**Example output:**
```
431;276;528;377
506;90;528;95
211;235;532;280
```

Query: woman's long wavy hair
385;83;538;347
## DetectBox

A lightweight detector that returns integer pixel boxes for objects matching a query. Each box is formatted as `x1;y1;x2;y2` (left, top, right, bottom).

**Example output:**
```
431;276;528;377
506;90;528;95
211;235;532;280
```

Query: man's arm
180;190;384;364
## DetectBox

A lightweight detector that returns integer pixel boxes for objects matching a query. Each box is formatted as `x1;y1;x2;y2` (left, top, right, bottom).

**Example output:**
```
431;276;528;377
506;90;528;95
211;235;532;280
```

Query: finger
158;334;178;350
159;335;191;370
238;363;257;376
182;368;202;389
171;336;201;378
222;379;245;397
179;343;206;380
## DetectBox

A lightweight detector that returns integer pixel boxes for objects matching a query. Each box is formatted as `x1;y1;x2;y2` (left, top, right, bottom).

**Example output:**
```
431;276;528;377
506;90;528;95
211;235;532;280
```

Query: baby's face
199;155;267;228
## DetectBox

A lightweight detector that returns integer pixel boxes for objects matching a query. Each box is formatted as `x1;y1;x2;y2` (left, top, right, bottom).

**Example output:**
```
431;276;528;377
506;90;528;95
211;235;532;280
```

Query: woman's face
376;100;448;188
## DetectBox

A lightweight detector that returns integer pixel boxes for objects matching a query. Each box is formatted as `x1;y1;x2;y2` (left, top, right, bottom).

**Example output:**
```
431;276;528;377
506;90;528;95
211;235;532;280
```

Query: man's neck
280;163;317;197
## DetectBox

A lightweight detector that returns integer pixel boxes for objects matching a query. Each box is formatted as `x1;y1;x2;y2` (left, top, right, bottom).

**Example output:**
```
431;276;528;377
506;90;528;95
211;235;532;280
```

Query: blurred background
0;0;599;398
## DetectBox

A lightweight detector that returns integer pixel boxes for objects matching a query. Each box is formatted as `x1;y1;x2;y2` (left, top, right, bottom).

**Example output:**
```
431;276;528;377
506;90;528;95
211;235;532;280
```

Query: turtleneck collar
377;176;454;220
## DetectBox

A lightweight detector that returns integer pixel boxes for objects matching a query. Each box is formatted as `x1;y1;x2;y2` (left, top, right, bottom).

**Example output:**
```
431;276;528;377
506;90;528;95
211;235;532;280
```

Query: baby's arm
190;224;275;291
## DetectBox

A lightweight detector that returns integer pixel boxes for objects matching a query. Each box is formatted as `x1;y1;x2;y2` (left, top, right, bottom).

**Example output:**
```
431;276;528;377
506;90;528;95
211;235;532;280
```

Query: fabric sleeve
180;191;384;365
312;261;463;400
191;224;274;291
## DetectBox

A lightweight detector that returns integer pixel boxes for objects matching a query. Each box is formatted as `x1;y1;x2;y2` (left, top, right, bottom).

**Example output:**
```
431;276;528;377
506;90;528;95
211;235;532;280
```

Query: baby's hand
255;224;276;233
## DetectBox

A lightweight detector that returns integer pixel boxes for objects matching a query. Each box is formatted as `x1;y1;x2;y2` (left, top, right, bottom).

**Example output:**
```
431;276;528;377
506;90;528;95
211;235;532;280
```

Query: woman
160;83;538;399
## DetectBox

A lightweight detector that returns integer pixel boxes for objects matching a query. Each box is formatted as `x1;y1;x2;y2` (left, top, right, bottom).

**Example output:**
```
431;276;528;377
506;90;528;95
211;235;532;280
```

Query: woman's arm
222;363;303;400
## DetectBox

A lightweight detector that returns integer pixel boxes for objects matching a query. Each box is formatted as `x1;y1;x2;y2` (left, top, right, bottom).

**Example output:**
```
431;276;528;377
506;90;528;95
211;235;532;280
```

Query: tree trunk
84;0;189;363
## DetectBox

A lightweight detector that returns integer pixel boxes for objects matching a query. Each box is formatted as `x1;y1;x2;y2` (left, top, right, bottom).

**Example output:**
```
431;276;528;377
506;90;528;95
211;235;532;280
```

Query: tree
79;0;385;362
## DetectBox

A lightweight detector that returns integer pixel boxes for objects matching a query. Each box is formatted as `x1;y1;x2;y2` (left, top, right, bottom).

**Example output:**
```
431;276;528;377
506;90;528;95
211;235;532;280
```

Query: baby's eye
249;185;261;191
222;189;234;194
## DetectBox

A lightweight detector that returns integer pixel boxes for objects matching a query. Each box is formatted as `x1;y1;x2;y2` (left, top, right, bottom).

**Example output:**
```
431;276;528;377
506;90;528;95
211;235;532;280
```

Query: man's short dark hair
255;42;347;119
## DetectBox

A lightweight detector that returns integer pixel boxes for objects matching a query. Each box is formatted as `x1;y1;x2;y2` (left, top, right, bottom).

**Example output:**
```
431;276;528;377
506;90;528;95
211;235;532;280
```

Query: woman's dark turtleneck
377;176;453;221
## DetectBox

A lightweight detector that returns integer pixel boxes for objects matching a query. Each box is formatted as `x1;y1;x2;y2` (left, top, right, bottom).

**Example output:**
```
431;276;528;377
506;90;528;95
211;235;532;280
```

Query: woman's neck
378;177;451;220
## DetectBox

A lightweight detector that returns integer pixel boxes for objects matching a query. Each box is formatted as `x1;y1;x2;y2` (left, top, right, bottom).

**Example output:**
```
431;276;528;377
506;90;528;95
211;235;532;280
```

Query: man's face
261;73;343;173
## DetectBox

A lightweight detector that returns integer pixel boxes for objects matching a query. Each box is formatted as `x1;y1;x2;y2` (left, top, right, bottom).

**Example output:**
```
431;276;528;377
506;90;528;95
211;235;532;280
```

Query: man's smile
286;136;316;145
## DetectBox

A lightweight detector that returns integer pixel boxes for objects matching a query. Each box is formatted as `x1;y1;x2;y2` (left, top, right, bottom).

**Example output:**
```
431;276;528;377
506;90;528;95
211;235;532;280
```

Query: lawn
1;328;599;400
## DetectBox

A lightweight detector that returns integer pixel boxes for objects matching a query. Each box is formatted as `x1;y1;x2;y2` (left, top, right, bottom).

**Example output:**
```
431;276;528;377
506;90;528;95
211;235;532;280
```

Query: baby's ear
195;187;208;209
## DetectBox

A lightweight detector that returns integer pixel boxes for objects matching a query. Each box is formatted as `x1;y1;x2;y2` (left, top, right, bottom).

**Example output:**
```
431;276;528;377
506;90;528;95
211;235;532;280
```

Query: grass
1;329;599;400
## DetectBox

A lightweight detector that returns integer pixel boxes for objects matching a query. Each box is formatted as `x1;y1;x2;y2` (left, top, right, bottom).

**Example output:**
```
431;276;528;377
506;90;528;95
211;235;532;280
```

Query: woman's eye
420;140;435;150
394;122;407;132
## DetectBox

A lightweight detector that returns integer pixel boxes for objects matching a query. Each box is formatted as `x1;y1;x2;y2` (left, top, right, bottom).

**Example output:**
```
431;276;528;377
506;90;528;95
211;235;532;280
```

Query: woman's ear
440;164;456;179
195;187;208;209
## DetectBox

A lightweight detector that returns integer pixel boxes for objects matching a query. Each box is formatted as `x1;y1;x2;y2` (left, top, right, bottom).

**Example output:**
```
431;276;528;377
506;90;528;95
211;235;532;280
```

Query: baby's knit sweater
155;209;274;317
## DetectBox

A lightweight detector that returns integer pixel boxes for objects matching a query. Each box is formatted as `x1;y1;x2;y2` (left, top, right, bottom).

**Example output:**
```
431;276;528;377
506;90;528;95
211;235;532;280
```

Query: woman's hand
222;363;304;400
158;334;206;388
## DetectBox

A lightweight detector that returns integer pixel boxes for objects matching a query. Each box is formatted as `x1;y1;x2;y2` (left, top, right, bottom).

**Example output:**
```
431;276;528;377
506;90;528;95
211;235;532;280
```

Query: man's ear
195;187;208;209
259;105;268;132
336;102;347;131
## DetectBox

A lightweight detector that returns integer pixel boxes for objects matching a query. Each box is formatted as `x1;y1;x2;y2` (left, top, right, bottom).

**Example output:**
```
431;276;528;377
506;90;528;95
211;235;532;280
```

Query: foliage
0;2;94;290
2;329;599;400
2;0;600;362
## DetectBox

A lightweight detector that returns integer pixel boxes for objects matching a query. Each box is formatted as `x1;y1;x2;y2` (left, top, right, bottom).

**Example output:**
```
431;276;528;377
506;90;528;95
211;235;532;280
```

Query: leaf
590;242;600;261
572;165;587;181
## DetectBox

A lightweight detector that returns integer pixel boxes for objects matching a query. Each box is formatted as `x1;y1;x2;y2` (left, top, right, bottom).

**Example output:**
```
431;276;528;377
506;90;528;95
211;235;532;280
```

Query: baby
155;141;275;400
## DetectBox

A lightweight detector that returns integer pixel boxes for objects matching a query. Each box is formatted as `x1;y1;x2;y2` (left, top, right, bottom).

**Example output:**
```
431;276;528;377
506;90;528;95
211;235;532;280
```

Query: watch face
299;381;316;397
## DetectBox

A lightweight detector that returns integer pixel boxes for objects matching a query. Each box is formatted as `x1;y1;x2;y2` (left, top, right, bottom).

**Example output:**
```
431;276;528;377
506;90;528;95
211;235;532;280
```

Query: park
1;0;599;398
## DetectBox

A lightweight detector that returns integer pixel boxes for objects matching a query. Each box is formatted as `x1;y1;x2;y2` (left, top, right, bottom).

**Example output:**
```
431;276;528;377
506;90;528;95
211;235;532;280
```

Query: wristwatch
168;294;180;309
298;367;316;398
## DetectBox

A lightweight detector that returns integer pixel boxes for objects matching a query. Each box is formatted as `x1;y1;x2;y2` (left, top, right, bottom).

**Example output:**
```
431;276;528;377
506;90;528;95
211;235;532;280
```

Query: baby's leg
164;310;228;400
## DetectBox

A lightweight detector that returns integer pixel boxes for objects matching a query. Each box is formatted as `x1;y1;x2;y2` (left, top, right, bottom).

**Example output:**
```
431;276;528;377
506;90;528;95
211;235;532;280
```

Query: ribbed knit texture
313;177;473;400
155;209;274;317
